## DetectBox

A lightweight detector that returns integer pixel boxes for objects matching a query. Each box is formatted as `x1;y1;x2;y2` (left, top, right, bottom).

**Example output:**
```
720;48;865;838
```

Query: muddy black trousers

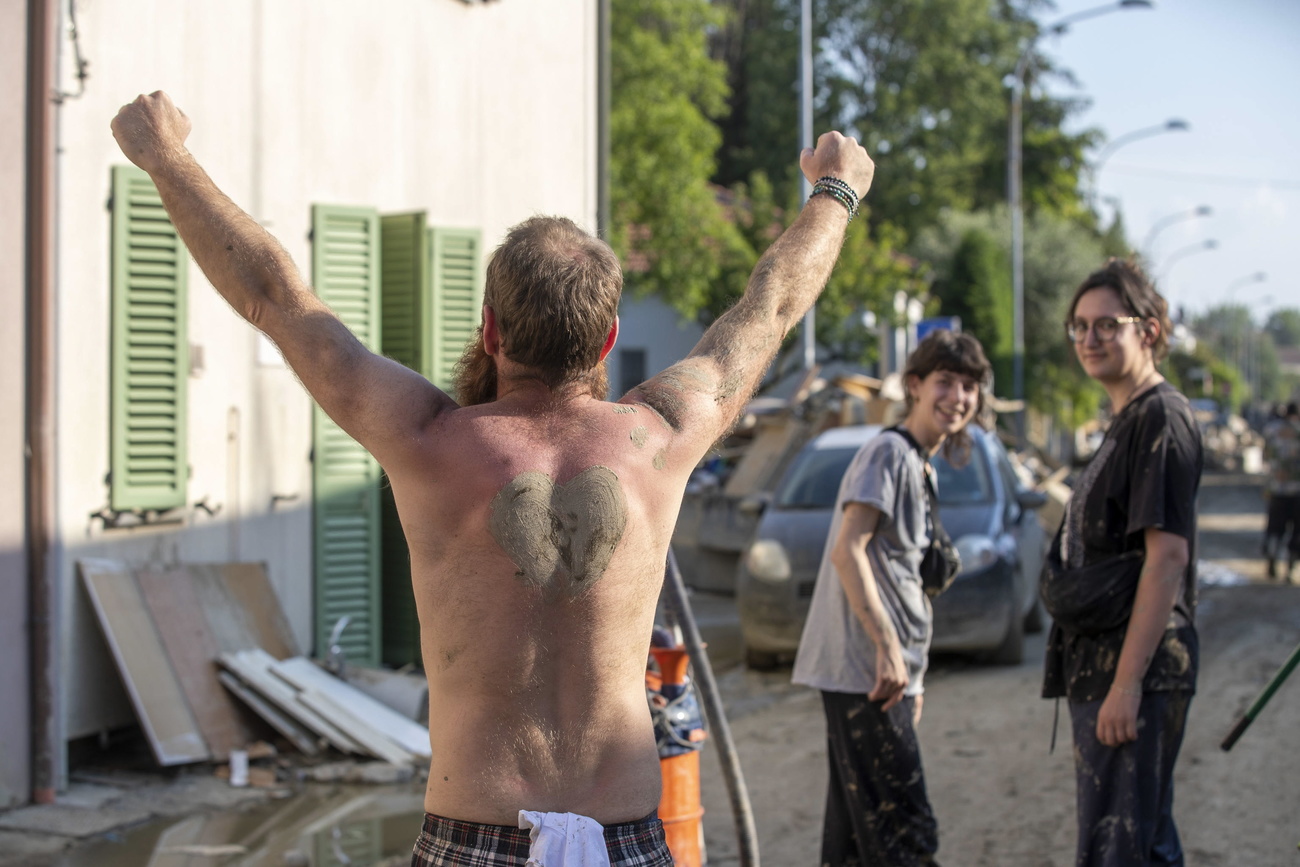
819;691;940;867
1068;691;1193;867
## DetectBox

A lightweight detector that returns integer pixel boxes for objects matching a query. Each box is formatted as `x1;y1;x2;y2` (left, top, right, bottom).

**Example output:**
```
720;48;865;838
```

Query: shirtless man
112;91;874;866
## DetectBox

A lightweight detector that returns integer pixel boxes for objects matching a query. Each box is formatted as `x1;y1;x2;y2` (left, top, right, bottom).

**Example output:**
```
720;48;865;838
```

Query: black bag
1039;524;1144;634
886;426;962;598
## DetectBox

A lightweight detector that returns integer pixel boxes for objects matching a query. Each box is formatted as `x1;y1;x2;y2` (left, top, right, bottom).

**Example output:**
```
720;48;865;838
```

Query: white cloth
517;810;610;867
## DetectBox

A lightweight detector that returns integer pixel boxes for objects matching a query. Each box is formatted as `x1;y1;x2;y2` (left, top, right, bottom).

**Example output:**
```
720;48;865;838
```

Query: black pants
820;691;939;867
1068;691;1192;867
1264;493;1300;558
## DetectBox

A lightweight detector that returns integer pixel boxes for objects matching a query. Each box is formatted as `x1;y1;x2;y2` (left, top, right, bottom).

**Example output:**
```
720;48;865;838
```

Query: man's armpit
628;363;719;433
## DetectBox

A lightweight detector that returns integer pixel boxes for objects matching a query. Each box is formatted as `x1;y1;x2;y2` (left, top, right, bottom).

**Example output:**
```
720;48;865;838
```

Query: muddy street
697;471;1300;866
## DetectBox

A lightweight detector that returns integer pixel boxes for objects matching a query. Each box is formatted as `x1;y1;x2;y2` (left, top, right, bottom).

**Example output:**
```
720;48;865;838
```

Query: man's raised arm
110;91;451;470
626;131;874;452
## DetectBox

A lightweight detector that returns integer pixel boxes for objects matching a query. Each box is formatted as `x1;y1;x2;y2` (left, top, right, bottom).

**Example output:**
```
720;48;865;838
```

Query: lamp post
1223;272;1267;400
1142;205;1212;256
1156;238;1218;282
800;0;815;370
1008;0;1154;444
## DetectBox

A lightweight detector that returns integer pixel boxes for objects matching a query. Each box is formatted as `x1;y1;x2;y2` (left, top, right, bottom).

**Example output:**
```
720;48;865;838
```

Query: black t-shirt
1043;382;1203;702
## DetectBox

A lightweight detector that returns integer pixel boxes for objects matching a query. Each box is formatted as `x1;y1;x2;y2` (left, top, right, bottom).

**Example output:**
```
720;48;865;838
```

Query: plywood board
294;690;416;767
189;564;259;654
136;567;256;761
270;658;431;757
79;559;210;765
220;563;299;659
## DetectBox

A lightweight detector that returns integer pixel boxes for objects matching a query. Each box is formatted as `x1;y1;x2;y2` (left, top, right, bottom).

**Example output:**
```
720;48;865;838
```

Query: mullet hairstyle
1067;257;1172;362
482;216;621;392
902;329;993;467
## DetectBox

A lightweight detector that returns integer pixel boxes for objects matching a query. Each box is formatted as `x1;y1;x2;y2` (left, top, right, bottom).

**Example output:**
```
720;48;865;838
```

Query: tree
1266;308;1300;348
929;228;1013;392
610;0;741;315
811;0;1096;238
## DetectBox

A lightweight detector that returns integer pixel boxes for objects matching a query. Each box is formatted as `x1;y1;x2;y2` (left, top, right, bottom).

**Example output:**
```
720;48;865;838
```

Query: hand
913;693;924;726
799;131;875;200
867;641;908;711
1096;685;1142;747
111;91;192;175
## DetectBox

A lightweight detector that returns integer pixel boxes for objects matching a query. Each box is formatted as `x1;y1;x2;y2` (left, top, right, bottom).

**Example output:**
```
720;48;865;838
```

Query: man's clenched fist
799;131;875;201
111;91;191;175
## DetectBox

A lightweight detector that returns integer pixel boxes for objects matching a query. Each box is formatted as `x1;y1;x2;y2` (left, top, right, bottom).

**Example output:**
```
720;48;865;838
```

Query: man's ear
598;316;619;363
483;306;501;356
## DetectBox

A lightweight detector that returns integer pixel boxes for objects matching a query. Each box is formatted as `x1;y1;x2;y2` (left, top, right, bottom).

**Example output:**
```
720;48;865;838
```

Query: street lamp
1093;118;1190;177
1142;204;1212;254
1008;0;1154;444
1156;238;1218;281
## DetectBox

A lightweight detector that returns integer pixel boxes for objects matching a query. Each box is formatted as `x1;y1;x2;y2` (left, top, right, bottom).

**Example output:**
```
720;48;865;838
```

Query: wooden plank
218;650;364;754
220;563;300;659
269;658;431;758
79;559;210;765
217;672;320;756
294;690;416;767
722;417;810;498
136;567;255;761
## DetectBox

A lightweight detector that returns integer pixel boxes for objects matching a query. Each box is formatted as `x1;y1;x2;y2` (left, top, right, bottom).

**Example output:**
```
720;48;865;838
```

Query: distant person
793;330;991;867
111;91;876;867
1262;402;1300;581
1041;259;1202;867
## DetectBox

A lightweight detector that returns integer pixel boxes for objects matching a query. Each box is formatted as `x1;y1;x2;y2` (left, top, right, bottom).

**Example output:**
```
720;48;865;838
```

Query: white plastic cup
229;749;249;787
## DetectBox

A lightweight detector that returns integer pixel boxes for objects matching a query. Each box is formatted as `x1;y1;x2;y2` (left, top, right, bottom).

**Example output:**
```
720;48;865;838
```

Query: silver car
736;424;1048;668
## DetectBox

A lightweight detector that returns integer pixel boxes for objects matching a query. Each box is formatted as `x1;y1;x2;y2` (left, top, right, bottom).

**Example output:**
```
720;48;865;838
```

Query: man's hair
483;215;622;392
901;329;992;465
1067;258;1172;362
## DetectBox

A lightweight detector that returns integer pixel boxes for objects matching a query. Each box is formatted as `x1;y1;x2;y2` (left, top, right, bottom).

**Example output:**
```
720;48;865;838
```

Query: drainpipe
26;0;58;806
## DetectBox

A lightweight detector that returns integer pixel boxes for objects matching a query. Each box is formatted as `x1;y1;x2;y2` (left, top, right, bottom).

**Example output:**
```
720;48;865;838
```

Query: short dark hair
483;216;623;390
1067;258;1172;362
902;329;992;465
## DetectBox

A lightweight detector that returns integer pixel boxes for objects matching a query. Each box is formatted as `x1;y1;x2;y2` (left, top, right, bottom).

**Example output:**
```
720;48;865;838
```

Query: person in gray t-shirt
792;330;991;867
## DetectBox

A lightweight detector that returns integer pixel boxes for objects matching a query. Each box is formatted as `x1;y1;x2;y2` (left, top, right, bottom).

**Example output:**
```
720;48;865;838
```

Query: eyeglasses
1065;316;1144;344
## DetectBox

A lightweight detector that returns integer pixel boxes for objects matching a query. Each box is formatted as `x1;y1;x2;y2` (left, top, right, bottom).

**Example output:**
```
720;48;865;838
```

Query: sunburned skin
488;466;629;596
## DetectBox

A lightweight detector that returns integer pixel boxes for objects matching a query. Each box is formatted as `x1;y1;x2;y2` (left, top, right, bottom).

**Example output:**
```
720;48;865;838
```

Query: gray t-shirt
791;431;934;696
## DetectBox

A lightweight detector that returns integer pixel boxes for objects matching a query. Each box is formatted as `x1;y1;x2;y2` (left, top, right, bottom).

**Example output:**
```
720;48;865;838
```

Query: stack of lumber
218;650;431;767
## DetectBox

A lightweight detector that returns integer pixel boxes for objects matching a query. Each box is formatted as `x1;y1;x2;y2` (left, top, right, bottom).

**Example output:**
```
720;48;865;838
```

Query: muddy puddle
53;786;427;867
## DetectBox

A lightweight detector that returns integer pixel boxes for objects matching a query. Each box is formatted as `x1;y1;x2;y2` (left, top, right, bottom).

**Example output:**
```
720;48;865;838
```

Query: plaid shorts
410;811;674;867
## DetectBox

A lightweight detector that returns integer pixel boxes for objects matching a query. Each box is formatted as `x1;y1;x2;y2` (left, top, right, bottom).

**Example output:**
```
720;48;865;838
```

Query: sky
1037;0;1299;323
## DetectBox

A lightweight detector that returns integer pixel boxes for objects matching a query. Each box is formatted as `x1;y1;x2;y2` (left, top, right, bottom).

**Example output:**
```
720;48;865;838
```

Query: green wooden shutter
311;204;382;666
109;166;190;511
428;227;483;391
378;213;428;667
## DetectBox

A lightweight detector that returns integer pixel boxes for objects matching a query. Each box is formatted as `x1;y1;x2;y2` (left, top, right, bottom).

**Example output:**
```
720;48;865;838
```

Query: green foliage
610;0;740;314
1266;308;1300;348
929;228;1013;392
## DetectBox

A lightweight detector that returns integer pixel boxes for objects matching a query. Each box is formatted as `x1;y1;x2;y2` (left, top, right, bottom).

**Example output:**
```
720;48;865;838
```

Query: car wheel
1024;594;1046;634
744;647;781;671
988;605;1024;666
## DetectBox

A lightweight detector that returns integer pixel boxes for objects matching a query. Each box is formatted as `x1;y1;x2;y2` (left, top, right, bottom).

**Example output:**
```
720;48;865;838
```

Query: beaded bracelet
809;180;859;222
815;176;859;203
1113;684;1143;698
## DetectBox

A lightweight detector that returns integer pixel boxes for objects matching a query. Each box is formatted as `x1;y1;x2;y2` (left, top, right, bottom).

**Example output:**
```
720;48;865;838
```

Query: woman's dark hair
902;329;992;466
1067;258;1172;362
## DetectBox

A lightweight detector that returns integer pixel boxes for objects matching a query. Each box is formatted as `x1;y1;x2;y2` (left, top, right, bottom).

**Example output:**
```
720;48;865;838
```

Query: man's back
391;392;688;824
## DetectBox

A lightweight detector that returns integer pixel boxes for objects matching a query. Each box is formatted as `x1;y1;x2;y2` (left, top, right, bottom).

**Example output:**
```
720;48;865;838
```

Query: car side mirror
1017;489;1049;510
738;492;773;516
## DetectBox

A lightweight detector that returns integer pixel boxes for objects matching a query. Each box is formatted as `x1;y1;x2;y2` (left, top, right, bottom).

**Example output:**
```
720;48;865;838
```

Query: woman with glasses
1044;259;1203;867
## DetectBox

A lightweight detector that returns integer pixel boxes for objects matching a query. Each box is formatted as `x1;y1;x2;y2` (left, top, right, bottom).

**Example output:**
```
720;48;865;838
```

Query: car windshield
774;447;858;509
773;438;995;510
932;445;993;505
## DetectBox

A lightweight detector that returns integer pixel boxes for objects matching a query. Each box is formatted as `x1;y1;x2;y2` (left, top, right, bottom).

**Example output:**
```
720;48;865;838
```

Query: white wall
49;0;596;745
0;0;31;808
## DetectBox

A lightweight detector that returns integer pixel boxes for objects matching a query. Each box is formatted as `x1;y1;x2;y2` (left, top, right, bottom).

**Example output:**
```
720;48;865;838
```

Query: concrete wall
0;0;31;809
47;0;597;749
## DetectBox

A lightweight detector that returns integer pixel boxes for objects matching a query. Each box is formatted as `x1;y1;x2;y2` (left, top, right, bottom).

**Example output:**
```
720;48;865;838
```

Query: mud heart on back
488;466;629;594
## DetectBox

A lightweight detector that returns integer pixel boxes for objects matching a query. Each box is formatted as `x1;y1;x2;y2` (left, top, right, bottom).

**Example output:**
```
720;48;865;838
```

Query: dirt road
698;473;1300;867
